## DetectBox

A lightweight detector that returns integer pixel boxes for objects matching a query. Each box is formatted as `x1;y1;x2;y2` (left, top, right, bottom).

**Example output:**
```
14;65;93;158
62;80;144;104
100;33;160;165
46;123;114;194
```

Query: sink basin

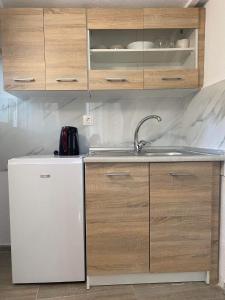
89;148;200;157
88;147;223;158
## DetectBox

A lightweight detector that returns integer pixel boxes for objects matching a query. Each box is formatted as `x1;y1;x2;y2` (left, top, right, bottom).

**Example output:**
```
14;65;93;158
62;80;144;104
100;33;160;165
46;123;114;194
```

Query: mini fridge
8;156;85;283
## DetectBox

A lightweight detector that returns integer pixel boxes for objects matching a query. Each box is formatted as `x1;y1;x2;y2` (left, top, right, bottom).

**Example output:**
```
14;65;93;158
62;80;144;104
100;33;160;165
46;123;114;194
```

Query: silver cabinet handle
40;174;51;178
56;78;78;82
105;78;127;82
161;77;184;81
105;172;130;177
14;78;35;82
168;172;193;177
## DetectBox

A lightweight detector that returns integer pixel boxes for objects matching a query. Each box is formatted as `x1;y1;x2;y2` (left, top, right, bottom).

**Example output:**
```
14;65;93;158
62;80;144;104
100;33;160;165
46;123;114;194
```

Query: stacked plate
127;41;154;49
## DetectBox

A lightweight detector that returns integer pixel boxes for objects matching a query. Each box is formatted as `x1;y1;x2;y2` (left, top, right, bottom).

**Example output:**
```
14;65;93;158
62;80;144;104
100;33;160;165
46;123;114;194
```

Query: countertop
84;147;225;163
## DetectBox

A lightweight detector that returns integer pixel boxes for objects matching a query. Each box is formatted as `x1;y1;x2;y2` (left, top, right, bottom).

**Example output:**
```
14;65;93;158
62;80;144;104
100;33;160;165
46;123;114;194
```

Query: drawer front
144;69;199;89
86;163;149;275
87;8;143;29
149;162;220;273
144;8;199;29
89;70;143;90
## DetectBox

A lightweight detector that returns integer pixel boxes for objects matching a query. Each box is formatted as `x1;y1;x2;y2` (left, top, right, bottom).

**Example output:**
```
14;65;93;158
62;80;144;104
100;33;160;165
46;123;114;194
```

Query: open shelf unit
88;29;198;71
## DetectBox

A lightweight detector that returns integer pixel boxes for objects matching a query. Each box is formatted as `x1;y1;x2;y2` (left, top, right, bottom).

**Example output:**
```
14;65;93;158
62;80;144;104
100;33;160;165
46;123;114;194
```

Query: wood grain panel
2;8;45;90
210;162;221;284
86;163;149;275
144;8;199;29
44;8;87;90
144;69;199;89
149;162;219;273
198;8;206;88
89;70;143;90
87;8;143;29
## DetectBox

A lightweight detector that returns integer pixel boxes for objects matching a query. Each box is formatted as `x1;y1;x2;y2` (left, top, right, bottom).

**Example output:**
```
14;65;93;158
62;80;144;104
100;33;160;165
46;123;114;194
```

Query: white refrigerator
8;156;85;283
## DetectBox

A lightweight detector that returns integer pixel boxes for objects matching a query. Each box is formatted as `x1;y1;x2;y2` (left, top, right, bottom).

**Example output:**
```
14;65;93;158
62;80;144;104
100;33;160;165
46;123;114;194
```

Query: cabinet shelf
90;48;195;53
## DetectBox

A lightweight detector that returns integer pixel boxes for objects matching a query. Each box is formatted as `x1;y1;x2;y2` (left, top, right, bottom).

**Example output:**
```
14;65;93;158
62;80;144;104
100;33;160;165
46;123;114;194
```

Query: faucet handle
137;140;152;152
139;140;152;147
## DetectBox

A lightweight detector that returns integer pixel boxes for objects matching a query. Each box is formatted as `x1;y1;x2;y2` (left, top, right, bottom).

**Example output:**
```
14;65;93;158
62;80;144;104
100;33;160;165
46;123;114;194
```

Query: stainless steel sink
88;148;207;157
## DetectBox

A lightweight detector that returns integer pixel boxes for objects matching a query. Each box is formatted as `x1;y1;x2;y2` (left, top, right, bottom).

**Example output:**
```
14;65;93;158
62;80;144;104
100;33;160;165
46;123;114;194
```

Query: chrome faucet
134;115;162;153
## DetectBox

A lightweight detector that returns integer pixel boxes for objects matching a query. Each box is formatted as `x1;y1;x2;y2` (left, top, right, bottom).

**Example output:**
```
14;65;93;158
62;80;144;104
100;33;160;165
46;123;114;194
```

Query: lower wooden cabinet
149;162;219;273
85;161;220;279
85;163;149;275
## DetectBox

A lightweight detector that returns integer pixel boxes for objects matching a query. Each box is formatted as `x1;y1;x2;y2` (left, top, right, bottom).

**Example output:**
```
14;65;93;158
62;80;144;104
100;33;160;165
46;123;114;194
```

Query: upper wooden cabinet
1;7;205;91
44;8;87;90
1;9;45;90
144;8;199;29
88;8;205;90
87;8;143;29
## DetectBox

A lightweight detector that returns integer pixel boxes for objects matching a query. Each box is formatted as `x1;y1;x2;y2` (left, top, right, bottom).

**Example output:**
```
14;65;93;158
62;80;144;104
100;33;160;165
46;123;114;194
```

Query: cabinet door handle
161;77;184;81
40;174;51;178
168;172;193;177
105;172;130;177
14;78;35;82
105;78;127;82
56;78;78;82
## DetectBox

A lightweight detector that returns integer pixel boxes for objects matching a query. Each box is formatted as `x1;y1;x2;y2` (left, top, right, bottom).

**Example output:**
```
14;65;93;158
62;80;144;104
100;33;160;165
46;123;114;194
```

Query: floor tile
43;285;137;300
0;285;38;300
133;282;225;300
37;283;86;299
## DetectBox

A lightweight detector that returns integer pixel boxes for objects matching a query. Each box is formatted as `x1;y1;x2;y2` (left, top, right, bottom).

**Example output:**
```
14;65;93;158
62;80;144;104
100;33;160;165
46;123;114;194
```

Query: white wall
204;0;225;87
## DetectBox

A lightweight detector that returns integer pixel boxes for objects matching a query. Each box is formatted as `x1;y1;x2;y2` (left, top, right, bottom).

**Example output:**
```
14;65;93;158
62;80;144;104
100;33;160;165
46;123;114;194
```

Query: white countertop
84;147;225;163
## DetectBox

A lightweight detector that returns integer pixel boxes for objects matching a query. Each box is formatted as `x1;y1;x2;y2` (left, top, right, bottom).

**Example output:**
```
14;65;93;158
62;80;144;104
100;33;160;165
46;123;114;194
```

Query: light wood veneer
85;163;149;275
149;162;220;274
87;8;143;29
144;8;199;29
1;8;45;90
44;8;87;90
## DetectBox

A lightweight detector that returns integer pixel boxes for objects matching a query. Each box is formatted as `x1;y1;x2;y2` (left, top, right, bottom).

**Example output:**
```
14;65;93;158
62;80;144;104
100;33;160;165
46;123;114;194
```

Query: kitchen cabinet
44;8;87;90
85;161;220;283
1;7;205;91
1;9;45;90
149;162;218;273
87;8;205;90
85;163;149;275
87;8;144;90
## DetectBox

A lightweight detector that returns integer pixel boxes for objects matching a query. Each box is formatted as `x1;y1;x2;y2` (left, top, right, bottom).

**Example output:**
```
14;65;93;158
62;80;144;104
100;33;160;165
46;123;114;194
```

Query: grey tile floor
0;248;225;300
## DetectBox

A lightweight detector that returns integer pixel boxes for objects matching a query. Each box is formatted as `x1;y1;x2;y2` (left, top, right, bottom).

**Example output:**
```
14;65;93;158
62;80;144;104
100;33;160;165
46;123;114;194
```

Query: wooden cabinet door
2;9;45;90
44;8;87;90
86;163;149;275
87;8;143;29
149;162;220;273
144;8;199;29
144;70;199;89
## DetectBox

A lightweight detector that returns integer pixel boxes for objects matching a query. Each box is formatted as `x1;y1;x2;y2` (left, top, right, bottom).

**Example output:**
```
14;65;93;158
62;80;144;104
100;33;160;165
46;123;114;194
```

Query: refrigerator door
8;157;85;283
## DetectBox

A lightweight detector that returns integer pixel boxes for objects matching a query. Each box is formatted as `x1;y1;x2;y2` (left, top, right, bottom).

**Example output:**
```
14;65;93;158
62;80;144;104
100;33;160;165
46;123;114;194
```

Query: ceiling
1;0;208;8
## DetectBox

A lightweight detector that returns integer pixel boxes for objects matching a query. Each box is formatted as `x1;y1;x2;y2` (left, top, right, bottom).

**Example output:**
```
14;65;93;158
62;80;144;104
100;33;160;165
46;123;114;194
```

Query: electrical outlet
83;115;94;126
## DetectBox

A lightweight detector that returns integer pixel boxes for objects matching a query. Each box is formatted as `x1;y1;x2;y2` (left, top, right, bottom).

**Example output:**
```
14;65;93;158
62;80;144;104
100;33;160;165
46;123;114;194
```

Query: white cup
176;39;189;48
